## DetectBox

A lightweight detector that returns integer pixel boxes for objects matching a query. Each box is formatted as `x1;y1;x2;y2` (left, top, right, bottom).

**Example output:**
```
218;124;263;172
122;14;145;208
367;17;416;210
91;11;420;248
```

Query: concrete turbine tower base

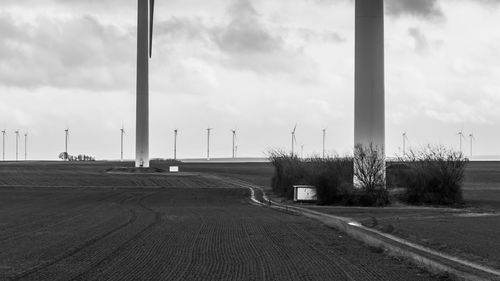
136;0;150;168
354;0;385;185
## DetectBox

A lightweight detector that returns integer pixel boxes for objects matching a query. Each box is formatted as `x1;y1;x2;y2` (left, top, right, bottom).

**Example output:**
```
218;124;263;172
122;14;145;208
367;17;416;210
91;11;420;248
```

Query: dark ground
174;160;500;271
0;161;438;281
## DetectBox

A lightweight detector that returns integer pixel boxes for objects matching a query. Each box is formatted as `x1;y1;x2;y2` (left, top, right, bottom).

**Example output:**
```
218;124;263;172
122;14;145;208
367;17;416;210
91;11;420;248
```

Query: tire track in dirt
93;206;206;281
213;176;437;281
0;191;123;242
285;222;366;280
234;199;378;281
213;176;421;280
73;190;214;280
68;192;163;281
286;223;426;281
3;180;440;281
10;193;143;281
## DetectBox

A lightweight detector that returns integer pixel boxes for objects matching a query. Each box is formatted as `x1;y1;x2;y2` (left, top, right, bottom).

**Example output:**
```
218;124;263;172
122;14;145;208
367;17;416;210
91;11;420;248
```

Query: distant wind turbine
301;144;304;159
135;0;155;168
14;130;19;161
65;128;69;161
1;129;5;161
174;129;178;160
402;132;409;156
207;127;213;160
24;132;27;161
457;130;466;154
322;128;326;158
469;132;475;157
291;124;297;157
231;129;237;159
120;126;125;162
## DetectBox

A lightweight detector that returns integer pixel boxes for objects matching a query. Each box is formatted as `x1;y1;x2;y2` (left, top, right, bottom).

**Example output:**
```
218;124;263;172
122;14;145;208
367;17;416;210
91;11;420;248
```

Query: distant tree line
58;152;95;162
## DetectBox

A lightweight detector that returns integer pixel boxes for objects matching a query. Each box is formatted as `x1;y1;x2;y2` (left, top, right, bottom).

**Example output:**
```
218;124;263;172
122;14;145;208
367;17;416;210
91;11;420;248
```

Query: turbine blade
149;0;154;58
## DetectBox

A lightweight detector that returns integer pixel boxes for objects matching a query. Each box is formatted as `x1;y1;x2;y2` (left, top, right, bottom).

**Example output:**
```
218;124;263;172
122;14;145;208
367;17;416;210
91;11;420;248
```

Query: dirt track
0;177;437;280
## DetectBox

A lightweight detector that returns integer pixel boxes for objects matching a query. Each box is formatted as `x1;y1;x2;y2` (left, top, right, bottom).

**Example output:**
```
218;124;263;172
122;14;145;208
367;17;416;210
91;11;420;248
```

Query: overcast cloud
386;0;444;20
0;0;499;160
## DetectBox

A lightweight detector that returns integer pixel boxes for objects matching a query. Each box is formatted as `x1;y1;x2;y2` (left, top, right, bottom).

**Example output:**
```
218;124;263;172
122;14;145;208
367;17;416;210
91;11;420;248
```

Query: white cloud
1;0;500;159
386;0;444;20
0;13;135;90
408;27;429;53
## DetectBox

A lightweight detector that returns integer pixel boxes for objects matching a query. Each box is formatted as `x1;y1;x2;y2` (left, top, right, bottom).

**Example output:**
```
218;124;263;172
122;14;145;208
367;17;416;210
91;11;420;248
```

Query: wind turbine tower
1;129;5;161
14;130;19;161
24;133;27;161
402;132;408;156
322;128;326;158
354;0;385;186
291;125;297;157
174;129;178;160
135;0;155;168
120;127;125;162
458;131;465;154
231;129;237;159
469;133;475;157
65;128;69;161
207;127;213;160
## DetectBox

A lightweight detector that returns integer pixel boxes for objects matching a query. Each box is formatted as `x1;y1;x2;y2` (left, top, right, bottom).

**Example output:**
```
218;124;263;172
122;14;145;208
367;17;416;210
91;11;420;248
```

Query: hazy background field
0;161;442;280
2;160;499;209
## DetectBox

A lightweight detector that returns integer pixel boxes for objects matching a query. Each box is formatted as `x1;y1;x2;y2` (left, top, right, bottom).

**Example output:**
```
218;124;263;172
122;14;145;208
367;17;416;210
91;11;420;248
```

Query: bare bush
398;145;467;205
267;150;308;199
268;149;389;206
353;143;385;190
307;155;353;205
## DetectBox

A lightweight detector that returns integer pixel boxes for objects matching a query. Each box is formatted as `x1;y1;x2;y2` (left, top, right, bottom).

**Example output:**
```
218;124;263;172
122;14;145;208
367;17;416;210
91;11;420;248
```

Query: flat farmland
307;161;500;272
385;160;500;271
173;161;275;188
177;160;500;272
462;161;500;210
174;161;500;211
0;161;227;189
0;162;436;281
174;160;500;210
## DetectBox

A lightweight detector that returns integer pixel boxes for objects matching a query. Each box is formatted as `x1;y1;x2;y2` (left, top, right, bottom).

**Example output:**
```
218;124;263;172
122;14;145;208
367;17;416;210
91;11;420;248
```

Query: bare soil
171;161;500;272
0;162;437;280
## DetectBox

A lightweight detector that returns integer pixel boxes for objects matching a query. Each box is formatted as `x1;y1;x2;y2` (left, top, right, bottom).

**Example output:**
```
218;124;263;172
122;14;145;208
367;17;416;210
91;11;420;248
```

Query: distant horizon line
3;155;500;163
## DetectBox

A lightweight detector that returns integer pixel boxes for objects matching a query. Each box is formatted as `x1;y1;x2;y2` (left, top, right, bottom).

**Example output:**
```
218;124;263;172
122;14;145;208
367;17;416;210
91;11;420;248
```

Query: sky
1;0;500;160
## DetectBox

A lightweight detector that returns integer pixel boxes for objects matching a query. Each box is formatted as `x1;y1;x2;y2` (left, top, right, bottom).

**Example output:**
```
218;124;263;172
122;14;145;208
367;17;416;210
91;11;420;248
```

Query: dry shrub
398;145;467;205
307;156;353;205
268;150;309;199
351;144;390;206
268;150;388;206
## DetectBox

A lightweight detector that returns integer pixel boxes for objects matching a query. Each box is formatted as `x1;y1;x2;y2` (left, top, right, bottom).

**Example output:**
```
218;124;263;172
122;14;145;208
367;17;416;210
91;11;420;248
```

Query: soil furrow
68;192;162;281
10;194;141;280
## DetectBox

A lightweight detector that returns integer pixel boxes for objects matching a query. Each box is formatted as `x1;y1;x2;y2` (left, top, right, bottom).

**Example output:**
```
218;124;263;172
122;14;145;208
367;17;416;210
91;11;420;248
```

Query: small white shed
293;185;317;202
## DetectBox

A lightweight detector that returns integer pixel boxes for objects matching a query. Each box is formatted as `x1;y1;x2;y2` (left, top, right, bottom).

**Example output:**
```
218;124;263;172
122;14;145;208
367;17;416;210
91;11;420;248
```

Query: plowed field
0;162;437;281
